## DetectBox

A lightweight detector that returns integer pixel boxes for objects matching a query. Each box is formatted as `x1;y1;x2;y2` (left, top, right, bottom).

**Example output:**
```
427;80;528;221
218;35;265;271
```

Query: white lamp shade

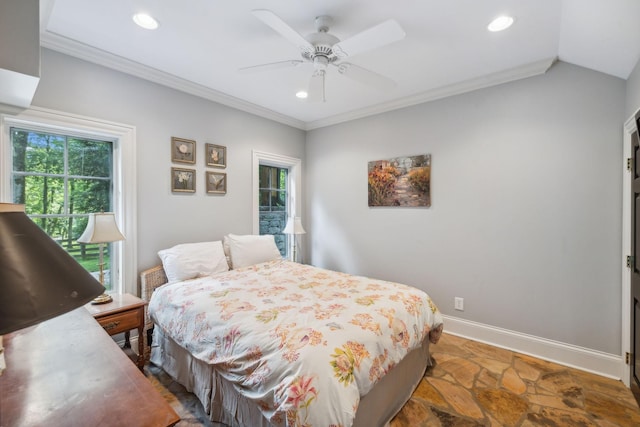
282;217;306;235
77;212;125;244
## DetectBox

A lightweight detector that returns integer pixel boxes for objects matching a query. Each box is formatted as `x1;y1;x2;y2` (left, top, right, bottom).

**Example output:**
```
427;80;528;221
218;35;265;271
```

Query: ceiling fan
240;9;406;102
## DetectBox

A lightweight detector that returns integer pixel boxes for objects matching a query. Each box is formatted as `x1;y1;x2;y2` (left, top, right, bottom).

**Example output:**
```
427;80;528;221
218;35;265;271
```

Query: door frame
623;110;640;387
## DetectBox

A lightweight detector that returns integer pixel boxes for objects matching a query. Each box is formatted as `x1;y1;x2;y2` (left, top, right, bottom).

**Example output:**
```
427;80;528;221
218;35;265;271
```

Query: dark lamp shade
0;204;105;335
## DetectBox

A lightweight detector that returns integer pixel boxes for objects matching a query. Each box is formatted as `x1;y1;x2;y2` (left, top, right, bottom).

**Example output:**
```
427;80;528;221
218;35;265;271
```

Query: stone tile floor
391;333;640;426
147;333;640;426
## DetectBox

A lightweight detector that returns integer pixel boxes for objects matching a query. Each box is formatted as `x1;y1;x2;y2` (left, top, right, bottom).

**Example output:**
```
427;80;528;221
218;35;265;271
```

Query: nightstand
85;293;146;370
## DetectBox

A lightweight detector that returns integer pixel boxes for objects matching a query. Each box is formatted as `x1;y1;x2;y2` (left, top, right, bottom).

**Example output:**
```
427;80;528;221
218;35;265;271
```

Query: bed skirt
151;327;431;427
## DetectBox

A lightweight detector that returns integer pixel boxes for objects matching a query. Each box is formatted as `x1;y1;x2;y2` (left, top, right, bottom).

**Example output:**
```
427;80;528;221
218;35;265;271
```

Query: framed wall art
206;143;226;168
206;171;227;194
368;154;431;207
171;137;196;164
171;167;195;193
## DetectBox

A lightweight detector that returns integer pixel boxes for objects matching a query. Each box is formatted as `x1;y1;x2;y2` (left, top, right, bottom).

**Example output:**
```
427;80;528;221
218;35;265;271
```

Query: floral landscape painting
368;154;431;207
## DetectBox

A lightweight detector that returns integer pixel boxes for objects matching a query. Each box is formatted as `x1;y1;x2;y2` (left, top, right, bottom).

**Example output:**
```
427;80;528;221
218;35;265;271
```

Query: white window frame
252;150;302;259
1;107;137;294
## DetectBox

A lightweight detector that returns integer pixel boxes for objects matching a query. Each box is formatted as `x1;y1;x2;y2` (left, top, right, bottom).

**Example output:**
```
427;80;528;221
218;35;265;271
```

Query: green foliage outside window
11;128;114;288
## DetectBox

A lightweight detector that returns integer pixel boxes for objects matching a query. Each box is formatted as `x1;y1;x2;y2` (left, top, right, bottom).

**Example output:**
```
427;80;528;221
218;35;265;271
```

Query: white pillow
222;235;233;269
158;240;229;282
226;234;282;269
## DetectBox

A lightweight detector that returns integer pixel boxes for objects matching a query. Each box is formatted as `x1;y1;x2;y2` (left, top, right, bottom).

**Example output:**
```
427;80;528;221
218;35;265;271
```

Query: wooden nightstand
85;293;146;370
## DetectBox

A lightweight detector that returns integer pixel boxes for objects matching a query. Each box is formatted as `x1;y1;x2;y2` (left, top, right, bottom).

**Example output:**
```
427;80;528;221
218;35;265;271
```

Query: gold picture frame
206;171;226;194
171;167;195;193
171;137;196;164
205;143;226;168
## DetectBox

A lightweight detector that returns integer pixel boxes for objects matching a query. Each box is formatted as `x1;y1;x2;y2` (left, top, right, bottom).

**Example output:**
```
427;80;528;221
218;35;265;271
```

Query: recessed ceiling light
296;91;308;99
487;15;514;32
133;13;159;30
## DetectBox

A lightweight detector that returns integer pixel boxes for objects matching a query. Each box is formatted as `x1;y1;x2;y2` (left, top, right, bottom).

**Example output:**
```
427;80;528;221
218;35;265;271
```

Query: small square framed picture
205;143;226;168
171;167;195;193
206;171;227;194
171;137;196;164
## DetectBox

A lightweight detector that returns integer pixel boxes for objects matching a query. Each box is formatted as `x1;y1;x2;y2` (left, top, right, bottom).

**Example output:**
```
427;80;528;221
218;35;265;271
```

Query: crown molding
305;57;558;130
40;30;556;132
40;31;307;130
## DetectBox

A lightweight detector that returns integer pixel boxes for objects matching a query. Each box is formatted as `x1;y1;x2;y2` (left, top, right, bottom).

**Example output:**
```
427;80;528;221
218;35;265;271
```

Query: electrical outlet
454;297;464;311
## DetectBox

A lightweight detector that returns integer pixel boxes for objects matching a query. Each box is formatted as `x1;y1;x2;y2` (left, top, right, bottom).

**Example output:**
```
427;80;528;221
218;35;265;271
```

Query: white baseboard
442;315;623;380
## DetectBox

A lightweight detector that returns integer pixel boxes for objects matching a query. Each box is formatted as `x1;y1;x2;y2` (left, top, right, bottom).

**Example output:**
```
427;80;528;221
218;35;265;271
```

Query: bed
140;234;443;427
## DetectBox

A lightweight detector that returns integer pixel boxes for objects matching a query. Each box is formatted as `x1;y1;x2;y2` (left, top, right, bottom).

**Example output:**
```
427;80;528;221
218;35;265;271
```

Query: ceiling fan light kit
242;9;406;102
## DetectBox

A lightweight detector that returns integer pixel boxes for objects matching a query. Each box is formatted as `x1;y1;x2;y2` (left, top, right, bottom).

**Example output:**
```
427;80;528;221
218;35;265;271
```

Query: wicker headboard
139;265;168;360
140;265;168;302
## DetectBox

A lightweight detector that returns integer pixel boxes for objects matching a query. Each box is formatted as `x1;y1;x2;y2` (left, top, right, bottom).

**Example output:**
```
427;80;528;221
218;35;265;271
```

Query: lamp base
91;293;113;305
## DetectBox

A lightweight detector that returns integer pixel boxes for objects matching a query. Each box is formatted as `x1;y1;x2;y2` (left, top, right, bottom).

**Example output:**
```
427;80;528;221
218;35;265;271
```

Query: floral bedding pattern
149;259;443;427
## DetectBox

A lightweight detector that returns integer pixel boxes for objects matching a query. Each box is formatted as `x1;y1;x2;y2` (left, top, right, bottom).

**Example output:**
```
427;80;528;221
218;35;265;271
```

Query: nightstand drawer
96;309;141;335
85;293;147;370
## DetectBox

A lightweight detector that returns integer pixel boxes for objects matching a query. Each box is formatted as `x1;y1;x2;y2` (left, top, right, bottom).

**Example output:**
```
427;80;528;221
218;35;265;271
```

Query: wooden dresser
0;307;179;427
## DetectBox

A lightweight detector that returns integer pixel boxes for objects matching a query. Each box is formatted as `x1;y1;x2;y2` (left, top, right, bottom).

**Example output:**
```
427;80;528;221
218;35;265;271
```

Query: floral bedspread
149;259;443;427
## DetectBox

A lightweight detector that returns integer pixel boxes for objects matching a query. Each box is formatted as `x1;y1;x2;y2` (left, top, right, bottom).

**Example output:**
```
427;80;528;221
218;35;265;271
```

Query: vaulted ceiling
41;0;640;129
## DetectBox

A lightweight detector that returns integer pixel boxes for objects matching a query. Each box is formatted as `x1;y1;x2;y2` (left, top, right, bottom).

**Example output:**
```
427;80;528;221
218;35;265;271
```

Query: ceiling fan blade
335;62;397;90
307;70;326;103
252;9;314;54
239;60;304;73
332;19;405;59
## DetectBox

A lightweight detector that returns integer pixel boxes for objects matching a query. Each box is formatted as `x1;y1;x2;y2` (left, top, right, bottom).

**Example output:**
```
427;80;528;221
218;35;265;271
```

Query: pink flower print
286;375;318;408
330;341;370;385
222;326;241;353
333;352;352;379
285;375;318;426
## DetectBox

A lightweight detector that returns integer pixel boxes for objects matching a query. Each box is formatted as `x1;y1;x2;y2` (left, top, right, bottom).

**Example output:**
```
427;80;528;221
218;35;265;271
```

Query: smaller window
258;165;289;256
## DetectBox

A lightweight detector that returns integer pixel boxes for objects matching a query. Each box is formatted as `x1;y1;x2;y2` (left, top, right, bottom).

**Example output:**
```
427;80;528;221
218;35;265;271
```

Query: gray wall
33;49;305;271
31;50;631;356
626;58;640;119
306;61;625;355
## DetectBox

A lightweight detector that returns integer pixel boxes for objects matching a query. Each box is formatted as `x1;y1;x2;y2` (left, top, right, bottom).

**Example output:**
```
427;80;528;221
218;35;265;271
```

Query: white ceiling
40;0;640;130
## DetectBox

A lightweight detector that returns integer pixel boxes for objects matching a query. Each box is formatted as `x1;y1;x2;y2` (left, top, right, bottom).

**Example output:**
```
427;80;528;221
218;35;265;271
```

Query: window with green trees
11;127;116;289
258;165;288;256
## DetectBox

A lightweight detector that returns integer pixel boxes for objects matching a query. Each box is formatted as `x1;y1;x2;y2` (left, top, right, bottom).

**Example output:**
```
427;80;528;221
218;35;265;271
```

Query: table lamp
0;203;105;336
77;212;125;304
283;216;306;263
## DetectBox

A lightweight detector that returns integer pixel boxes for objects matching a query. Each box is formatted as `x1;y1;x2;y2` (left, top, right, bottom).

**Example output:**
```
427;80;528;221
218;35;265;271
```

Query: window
252;151;302;260
1;107;137;294
259;165;289;256
10;128;117;290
